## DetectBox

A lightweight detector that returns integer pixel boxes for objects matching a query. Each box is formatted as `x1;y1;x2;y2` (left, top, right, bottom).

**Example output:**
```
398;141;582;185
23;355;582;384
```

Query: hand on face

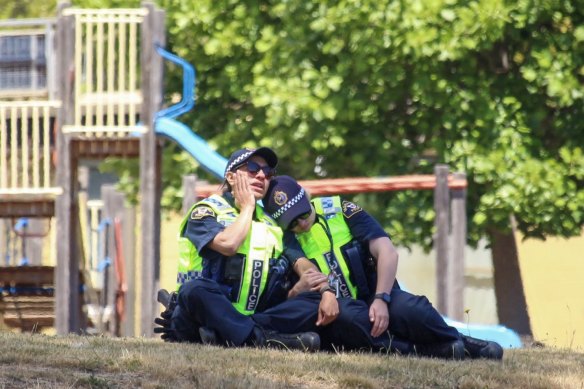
228;155;274;210
231;169;256;210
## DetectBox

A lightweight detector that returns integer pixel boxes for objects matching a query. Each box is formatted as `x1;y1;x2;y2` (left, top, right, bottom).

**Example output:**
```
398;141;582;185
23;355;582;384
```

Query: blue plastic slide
155;117;227;180
398;285;522;349
444;317;523;349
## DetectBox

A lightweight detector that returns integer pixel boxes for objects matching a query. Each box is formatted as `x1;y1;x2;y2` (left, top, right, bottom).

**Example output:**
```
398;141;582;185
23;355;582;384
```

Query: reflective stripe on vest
176;194;283;315
296;196;357;299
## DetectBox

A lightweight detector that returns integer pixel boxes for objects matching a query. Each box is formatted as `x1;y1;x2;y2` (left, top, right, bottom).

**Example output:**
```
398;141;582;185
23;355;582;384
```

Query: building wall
517;231;584;350
396;240;498;326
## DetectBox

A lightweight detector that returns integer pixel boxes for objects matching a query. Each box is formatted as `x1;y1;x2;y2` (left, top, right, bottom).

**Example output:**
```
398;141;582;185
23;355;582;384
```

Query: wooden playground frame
1;2;165;336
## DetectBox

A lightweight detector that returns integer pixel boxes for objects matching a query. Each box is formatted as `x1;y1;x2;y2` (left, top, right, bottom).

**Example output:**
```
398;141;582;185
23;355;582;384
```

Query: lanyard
315;214;342;297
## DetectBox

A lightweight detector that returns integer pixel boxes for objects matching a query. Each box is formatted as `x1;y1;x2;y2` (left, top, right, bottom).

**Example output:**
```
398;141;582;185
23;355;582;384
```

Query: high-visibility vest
296;196;358;299
177;194;283;315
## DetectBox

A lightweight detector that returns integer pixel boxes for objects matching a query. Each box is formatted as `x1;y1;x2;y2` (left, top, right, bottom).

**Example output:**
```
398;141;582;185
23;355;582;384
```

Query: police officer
161;148;323;350
264;175;504;360
156;148;396;353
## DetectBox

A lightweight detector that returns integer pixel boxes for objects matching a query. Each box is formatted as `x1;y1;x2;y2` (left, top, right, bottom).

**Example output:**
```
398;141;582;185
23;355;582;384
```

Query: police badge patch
190;206;216;220
274;190;288;206
342;201;363;218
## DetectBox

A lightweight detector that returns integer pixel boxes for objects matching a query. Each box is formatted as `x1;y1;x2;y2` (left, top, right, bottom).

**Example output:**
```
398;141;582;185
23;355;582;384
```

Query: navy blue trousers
383;286;461;344
171;278;330;346
170;278;459;350
171;277;390;350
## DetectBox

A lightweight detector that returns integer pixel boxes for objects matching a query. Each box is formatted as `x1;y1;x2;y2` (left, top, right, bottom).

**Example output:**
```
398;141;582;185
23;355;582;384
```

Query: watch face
376;293;391;303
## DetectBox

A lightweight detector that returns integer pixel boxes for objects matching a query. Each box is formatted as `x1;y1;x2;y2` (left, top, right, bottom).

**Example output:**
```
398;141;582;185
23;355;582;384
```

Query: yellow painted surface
517;231;584;349
160;213;181;296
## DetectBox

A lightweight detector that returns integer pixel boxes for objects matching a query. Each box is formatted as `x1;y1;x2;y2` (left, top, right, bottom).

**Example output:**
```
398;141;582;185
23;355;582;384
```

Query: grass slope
0;332;583;388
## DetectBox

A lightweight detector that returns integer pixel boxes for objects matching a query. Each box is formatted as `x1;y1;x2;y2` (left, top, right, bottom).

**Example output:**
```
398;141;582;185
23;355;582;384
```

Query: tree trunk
489;223;532;335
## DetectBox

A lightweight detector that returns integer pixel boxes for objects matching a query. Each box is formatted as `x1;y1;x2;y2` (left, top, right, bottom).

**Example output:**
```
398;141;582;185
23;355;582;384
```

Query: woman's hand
369;299;390;337
231;170;256;211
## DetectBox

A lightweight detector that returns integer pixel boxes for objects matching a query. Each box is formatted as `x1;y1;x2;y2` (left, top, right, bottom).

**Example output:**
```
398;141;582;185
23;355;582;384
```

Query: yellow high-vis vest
296;196;358;299
177;194;283;315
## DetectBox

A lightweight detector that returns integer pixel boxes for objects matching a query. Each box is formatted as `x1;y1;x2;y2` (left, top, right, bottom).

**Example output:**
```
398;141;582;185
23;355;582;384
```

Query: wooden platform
71;136;142;158
0;266;55;332
0;193;58;218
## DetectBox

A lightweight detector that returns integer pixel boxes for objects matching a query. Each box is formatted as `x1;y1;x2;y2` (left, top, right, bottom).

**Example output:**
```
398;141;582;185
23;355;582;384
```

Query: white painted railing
0;100;61;194
61;8;147;137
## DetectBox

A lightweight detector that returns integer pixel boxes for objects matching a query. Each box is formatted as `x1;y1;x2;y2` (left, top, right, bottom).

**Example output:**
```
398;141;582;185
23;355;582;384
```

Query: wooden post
122;203;136;337
433;165;449;316
139;2;165;337
181;175;198;214
449;172;467;321
102;185;125;336
55;2;83;334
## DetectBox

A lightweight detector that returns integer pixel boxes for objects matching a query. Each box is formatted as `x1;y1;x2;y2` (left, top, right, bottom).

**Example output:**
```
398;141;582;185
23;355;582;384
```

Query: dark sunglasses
288;210;312;230
244;160;276;178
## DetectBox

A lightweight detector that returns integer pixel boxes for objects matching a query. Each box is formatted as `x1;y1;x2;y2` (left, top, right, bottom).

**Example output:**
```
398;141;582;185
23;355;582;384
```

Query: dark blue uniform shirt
283;199;389;266
182;192;238;279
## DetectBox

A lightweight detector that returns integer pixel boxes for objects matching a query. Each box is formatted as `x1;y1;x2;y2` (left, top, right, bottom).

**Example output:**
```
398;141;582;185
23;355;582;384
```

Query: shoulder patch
342;201;363;218
190;206;216;220
206;197;224;207
321;197;342;215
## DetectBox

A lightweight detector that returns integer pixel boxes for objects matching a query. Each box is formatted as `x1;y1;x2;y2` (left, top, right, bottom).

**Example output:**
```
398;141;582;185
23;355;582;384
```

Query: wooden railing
0;100;61;195
60;8;147;137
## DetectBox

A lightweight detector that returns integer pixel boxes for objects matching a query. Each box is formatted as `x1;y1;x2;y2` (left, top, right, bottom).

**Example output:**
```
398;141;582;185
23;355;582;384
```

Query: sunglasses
288;210;312;230
243;160;276;179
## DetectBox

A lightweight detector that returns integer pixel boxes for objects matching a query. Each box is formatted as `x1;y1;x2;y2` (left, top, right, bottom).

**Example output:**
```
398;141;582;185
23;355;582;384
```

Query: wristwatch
374;292;391;304
319;284;337;296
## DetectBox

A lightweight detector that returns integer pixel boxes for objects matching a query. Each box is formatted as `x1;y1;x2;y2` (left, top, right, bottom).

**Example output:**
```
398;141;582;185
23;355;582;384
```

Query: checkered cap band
177;270;201;285
271;188;305;220
225;151;254;177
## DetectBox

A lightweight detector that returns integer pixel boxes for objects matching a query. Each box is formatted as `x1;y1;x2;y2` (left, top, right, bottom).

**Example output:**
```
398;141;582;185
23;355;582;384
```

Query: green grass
0;332;583;388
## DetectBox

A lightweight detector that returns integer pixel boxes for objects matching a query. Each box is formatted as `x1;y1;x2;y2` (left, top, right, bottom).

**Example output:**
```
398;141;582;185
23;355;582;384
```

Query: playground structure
1;3;164;336
0;3;521;348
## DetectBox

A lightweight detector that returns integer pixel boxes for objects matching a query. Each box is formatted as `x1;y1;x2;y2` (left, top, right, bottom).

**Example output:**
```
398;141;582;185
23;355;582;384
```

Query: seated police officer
155;148;397;353
156;148;322;350
264;175;504;360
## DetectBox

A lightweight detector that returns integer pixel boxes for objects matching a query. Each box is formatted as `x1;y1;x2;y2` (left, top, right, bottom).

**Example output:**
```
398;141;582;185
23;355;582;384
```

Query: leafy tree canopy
3;0;583;250
157;0;584;250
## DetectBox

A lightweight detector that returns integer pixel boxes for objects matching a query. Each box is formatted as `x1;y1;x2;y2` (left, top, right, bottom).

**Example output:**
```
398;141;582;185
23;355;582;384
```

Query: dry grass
0;332;583;388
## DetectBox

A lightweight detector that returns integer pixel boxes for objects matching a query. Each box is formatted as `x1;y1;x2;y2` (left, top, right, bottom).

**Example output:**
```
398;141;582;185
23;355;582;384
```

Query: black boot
265;330;321;352
243;326;268;348
199;326;218;345
461;335;504;360
387;337;414;355
414;339;465;360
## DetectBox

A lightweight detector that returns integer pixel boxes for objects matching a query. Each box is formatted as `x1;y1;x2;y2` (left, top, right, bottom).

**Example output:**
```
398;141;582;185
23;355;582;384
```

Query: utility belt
220;254;290;310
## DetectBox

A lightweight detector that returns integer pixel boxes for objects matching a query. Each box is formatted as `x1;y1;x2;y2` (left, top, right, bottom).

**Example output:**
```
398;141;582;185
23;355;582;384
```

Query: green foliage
0;0;56;19
156;0;584;249
70;0;142;8
99;146;199;213
4;0;582;248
